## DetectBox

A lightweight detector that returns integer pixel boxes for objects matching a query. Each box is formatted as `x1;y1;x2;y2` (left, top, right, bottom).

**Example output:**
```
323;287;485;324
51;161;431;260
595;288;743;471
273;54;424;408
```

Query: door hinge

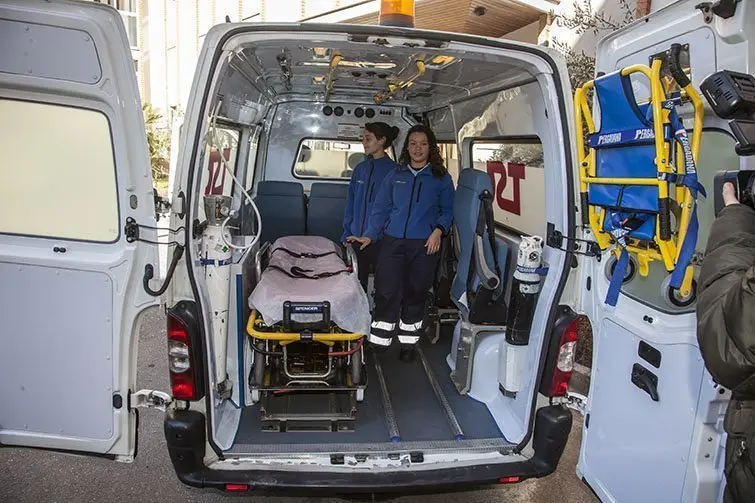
547;223;600;258
554;391;587;415
130;389;172;412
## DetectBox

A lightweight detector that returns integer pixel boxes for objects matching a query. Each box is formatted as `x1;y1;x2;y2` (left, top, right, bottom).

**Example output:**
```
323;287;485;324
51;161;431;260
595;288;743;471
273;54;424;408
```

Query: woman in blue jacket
350;124;454;361
342;122;401;293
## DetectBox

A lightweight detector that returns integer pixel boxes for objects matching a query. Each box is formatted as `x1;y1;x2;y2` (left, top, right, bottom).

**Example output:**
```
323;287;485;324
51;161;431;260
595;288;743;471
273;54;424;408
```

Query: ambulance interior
184;27;574;461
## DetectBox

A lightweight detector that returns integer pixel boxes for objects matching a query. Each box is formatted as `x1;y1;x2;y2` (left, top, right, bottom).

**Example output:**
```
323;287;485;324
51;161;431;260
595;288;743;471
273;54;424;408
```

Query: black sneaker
399;344;416;362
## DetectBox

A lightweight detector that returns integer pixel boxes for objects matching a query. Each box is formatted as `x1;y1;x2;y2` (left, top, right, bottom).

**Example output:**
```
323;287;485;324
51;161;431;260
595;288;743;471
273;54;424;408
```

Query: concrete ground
0;307;598;503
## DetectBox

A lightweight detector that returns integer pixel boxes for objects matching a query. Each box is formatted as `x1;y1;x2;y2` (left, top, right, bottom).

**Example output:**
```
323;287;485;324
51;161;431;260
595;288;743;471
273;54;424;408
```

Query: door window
614;129;739;313
470;139;545;236
0;99;119;242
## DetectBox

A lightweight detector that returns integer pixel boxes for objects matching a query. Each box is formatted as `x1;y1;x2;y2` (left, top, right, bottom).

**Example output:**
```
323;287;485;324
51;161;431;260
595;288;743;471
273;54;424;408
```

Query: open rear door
0;0;159;460
577;1;753;501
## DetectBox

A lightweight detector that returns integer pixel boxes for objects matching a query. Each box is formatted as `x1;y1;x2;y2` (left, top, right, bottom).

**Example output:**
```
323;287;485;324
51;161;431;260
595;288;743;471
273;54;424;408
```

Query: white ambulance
1;0;751;501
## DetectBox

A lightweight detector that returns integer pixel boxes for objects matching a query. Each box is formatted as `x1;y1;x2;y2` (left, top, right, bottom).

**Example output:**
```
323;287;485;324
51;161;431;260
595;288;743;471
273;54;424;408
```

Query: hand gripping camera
701;70;755;214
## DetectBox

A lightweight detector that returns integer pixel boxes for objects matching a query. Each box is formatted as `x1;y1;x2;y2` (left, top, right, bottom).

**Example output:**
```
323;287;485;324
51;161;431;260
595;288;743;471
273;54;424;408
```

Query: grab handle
668;43;691;88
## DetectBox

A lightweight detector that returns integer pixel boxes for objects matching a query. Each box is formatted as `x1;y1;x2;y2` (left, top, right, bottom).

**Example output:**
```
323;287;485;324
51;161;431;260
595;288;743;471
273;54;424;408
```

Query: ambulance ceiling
225;40;525;110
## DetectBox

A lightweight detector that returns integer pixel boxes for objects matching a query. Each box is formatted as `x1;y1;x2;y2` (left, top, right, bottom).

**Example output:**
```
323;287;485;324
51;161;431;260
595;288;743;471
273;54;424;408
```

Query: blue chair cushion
253;181;307;244
307;182;349;244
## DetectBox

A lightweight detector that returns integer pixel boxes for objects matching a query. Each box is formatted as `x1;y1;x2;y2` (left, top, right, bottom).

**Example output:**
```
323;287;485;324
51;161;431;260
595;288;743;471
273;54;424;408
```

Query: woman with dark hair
350;124;455;361
342;122;401;293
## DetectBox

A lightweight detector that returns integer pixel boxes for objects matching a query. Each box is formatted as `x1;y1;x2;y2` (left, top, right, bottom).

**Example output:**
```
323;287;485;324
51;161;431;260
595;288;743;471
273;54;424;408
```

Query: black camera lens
322;105;333;116
354;108;364;118
334;106;344;116
365;108;375;118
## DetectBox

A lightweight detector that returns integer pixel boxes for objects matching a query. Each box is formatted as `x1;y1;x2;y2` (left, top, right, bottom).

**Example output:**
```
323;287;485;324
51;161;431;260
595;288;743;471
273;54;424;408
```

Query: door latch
130;389;172;412
546;223;600;258
554;391;587;415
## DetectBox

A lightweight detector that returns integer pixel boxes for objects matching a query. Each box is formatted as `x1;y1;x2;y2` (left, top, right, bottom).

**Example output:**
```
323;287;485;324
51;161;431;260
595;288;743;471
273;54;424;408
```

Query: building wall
500;19;541;44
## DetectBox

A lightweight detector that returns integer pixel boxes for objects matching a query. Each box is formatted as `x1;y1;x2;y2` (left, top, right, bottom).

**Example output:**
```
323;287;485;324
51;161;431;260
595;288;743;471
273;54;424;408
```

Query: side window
617;129;739;313
0;98;119;242
201;126;239;197
470;139;545;236
438;141;460;186
293;139;366;180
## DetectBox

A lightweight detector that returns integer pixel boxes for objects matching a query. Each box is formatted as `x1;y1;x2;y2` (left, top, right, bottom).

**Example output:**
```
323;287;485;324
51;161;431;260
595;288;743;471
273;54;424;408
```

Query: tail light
167;311;197;400
225;483;251;492
548;316;580;397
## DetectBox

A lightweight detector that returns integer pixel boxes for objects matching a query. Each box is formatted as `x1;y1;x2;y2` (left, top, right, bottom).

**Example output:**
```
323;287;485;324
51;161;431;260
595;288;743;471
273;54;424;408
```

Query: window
438;141;459;185
470;139;545;236
0;99;119;242
616;129;739;313
201;126;239;198
293;139;367;179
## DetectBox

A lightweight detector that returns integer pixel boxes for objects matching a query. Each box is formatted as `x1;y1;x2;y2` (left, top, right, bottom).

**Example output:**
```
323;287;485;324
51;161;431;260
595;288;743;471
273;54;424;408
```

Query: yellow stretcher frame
246;309;364;346
574;57;704;298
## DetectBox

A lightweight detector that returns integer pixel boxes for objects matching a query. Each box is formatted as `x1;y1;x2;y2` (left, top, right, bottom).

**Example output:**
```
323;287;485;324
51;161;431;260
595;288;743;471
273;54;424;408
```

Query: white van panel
0;263;116;439
0;0;156;460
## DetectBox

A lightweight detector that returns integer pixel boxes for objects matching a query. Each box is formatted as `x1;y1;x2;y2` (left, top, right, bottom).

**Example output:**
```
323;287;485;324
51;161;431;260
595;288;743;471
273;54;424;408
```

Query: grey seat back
307;182;349;244
253;181;307;244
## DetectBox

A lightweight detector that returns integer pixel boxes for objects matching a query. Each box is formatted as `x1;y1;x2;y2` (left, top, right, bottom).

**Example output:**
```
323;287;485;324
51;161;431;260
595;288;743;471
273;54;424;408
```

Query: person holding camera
697;181;755;502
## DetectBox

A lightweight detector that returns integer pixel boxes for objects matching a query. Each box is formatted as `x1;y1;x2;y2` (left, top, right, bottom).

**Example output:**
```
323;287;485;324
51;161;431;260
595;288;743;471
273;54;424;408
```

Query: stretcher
574;43;706;307
245;235;370;431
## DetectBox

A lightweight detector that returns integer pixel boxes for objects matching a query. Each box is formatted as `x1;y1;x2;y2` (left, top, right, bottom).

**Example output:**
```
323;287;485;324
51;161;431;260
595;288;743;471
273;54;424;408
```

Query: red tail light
549;316;580;397
167;312;197;400
499;476;521;483
225;483;250;492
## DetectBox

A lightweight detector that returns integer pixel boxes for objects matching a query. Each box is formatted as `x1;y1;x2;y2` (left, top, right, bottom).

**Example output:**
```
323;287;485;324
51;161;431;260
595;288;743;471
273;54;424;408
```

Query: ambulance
1;0;752;501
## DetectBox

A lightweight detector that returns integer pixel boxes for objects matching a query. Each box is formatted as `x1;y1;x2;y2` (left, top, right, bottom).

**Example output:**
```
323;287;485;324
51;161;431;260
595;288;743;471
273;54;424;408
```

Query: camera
701;70;755;213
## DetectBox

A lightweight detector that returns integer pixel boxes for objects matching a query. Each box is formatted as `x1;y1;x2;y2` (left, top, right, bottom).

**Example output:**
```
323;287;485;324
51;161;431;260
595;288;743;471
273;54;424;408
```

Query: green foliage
551;0;636;92
142;103;171;182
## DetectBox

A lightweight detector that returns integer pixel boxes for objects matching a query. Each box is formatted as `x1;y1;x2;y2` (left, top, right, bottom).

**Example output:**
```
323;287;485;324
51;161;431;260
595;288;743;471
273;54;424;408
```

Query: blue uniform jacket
341;155;399;243
365;164;454;242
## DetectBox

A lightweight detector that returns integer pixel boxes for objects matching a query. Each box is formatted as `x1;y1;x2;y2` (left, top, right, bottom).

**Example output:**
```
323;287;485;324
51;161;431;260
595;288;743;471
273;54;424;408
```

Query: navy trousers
369;235;439;346
354;239;381;294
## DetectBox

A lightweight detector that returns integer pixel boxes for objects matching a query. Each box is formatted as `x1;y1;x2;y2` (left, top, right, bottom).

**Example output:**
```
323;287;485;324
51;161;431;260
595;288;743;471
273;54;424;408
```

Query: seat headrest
310;182;349;199
256;180;304;197
457;168;493;195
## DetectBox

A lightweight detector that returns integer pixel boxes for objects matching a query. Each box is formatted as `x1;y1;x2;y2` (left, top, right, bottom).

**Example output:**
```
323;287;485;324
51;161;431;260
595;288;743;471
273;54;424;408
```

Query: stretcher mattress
248;235;371;335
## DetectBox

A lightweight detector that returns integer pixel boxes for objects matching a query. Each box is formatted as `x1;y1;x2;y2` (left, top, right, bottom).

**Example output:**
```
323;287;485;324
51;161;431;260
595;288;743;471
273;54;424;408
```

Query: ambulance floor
229;329;509;452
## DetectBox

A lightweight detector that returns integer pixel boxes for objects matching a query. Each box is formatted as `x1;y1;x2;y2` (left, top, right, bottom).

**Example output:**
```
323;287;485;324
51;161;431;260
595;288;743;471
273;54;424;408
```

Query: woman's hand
723;182;739;207
347;236;372;250
425;229;442;255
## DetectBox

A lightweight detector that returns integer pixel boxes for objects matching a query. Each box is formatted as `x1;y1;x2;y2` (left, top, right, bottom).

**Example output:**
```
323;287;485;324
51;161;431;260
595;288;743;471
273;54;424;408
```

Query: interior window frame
291;137;396;181
468;135;545;237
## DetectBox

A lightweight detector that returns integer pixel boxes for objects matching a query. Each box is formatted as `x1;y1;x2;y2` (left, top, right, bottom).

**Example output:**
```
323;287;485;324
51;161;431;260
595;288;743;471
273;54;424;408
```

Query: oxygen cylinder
499;236;545;396
201;195;233;394
506;235;545;345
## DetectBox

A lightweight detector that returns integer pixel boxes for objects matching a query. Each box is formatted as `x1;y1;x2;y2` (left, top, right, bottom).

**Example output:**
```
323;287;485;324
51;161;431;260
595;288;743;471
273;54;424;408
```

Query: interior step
229;330;506;452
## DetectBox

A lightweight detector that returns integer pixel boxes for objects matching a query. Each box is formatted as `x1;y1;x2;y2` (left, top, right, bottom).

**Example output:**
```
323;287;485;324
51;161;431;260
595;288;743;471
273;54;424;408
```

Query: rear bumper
164;404;573;494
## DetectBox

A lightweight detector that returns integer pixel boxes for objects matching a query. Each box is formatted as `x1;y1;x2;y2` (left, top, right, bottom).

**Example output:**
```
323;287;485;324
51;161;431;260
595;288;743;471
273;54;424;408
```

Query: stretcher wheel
350;342;363;386
604;255;637;285
662;275;697;309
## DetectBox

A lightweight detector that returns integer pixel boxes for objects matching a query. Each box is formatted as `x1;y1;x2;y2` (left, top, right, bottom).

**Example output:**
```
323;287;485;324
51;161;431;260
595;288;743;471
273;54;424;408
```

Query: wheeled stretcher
245;235;370;431
575;44;706;308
